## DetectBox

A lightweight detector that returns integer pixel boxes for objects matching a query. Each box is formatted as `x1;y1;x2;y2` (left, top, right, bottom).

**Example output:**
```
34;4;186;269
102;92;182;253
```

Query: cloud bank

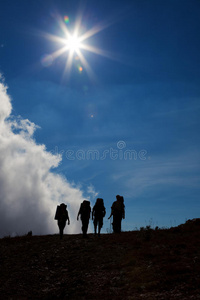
0;80;89;237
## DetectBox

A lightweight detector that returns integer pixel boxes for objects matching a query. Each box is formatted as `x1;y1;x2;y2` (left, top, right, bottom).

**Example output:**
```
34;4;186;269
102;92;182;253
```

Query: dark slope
0;220;200;299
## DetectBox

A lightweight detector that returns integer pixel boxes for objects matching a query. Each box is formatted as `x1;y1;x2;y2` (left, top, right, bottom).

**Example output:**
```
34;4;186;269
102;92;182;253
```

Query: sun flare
65;34;82;52
43;14;113;80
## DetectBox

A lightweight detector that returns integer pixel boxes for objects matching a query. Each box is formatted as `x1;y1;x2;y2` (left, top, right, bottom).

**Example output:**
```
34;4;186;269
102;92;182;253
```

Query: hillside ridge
0;219;200;299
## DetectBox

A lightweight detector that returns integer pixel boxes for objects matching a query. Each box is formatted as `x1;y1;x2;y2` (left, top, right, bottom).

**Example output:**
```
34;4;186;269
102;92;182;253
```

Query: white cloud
0;80;91;237
0;82;12;125
87;184;99;201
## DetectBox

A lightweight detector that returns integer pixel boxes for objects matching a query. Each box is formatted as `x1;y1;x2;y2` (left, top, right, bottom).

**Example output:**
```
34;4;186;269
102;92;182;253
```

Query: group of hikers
55;195;125;239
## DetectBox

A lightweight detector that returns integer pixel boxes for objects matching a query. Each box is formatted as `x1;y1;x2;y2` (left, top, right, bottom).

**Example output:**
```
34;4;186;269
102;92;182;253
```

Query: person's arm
77;206;81;220
104;206;106;217
108;211;112;219
122;206;125;219
108;205;113;219
89;207;91;219
67;212;70;225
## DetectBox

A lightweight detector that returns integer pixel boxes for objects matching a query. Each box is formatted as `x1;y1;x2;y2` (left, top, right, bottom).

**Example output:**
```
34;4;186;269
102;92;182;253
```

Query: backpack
93;198;106;218
80;200;91;218
112;198;125;217
54;203;68;221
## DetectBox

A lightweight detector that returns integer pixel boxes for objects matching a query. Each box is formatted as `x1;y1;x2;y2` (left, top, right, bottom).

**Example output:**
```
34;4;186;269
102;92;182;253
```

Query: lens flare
41;54;53;67
78;66;83;72
64;16;69;24
43;13;115;80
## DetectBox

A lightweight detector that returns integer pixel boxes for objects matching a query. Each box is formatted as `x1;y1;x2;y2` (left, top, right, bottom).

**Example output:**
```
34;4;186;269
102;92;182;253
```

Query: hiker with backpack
77;200;91;237
92;198;106;236
108;195;125;233
54;203;70;239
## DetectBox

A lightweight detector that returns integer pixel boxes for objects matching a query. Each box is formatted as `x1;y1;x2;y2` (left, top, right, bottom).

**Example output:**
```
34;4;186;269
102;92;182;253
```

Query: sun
43;14;113;80
65;34;82;53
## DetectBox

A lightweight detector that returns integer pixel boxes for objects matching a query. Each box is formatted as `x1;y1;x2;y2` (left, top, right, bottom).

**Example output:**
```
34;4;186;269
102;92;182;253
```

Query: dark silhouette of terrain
0;219;200;299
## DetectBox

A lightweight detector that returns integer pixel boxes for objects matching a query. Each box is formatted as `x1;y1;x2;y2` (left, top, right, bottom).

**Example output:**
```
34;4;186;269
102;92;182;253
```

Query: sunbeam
43;14;114;79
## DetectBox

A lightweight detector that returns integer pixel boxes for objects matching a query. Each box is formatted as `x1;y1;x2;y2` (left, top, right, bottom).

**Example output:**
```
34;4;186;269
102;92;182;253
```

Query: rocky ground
0;219;200;299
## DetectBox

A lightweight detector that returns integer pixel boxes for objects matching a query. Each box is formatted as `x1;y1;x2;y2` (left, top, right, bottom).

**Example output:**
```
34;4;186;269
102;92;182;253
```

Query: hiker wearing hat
92;198;106;236
55;203;70;239
77;200;91;237
108;195;125;233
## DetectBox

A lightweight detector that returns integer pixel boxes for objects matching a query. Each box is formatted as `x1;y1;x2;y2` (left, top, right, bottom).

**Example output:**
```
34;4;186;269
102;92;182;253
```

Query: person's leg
112;216;117;233
58;222;63;239
58;221;66;239
85;218;89;235
94;218;97;235
116;217;121;233
113;216;121;233
81;222;85;235
82;219;87;237
119;219;122;232
98;218;103;236
60;227;64;239
84;218;89;237
98;222;100;236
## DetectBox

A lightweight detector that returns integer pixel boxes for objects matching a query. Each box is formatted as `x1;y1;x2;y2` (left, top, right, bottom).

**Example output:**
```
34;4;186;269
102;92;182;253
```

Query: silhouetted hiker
54;203;70;239
77;200;91;237
108;195;125;233
92;198;106;236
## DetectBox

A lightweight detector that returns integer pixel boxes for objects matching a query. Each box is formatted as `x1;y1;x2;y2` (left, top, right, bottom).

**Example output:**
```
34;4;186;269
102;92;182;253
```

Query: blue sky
0;0;200;233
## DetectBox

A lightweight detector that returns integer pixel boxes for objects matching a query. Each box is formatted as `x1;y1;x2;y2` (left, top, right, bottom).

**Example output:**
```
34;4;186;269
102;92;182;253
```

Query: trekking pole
110;216;112;233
